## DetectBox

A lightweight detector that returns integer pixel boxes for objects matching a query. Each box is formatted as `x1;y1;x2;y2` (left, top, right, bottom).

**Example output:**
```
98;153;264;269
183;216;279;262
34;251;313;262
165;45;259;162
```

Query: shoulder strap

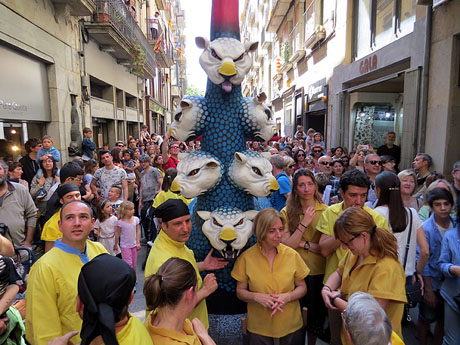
403;207;413;269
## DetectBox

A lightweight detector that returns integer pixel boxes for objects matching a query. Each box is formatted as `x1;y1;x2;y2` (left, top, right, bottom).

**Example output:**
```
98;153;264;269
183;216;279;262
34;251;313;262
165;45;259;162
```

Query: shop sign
359;54;378;75
307;78;327;103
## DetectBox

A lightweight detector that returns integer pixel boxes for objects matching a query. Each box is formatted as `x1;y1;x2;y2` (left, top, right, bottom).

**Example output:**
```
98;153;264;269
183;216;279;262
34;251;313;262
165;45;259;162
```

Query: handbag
403;208;423;308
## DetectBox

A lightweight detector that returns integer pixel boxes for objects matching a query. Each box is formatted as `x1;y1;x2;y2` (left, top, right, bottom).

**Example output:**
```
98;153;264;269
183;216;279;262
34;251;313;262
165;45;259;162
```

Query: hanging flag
154;35;162;53
175;40;182;58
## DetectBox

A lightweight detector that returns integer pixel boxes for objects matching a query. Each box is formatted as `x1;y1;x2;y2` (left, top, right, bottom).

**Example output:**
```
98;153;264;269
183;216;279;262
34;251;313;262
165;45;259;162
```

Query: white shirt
374;206;423;276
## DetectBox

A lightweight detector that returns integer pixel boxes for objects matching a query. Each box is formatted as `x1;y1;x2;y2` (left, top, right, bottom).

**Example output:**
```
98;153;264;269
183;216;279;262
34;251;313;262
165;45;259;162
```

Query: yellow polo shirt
281;201;328;276
116;313;153;344
152;190;192;208
231;243;310;338
316;202;389;281
41;210;62;241
144;230;208;328
338;251;406;344
145;313;201;345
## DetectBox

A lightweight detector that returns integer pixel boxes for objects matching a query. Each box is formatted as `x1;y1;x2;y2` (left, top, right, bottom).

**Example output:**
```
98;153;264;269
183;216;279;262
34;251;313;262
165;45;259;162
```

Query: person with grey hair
344;292;403;345
0;160;37;248
363;153;382;207
270;154;291;211
139;154;163;241
283;155;295;182
413;153;433;198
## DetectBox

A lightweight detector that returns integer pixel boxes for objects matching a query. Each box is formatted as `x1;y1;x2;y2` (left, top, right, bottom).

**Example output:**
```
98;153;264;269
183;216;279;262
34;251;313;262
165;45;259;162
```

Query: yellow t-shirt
316;202;389;281
145;313;201;345
153;190;192;208
338;251;407;344
391;331;405;345
144;230;208;328
115;313;153;345
25;240;108;345
281;201;328;275
41;209;62;241
231;243;310;338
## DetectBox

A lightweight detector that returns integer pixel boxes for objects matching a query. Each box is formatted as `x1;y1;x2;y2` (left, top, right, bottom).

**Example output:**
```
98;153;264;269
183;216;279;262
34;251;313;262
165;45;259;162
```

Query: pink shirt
116;217;139;248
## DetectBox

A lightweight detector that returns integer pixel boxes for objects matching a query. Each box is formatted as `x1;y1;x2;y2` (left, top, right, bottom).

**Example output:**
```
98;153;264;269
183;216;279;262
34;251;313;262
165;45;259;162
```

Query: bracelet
299;222;307;229
322;285;332;292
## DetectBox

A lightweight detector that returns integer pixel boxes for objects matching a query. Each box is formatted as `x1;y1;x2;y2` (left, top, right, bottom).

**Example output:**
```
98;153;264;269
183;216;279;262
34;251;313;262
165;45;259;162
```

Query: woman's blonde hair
118;201;135;219
334;207;398;261
423;178;457;206
397;169;418;195
253;208;285;242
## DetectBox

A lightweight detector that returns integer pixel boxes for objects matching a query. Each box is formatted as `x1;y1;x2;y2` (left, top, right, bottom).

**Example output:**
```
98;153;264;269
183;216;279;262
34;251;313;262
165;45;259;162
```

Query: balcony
90;96;115;119
280;41;292;73
261;30;273;49
155;0;165;10
85;0;157;78
266;0;292;32
51;0;95;16
304;0;326;49
146;21;174;68
289;23;305;64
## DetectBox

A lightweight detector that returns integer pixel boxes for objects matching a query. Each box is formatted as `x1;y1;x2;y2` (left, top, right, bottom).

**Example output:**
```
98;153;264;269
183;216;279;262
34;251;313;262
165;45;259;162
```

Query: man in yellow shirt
317;169;389;345
25;200;107;345
144;199;228;329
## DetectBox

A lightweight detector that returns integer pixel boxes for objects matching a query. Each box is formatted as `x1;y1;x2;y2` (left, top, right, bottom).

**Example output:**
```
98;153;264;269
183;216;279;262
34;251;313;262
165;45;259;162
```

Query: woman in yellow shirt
321;207;406;345
153;168;191;209
232;208;309;344
144;257;215;345
281;168;328;345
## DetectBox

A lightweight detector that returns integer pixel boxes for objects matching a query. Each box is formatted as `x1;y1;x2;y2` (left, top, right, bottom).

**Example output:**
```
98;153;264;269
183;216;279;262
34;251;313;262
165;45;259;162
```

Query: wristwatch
304;241;310;250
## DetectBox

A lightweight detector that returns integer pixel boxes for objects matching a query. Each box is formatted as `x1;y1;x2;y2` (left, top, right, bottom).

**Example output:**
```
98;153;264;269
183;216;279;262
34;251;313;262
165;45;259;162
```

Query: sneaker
36;189;47;200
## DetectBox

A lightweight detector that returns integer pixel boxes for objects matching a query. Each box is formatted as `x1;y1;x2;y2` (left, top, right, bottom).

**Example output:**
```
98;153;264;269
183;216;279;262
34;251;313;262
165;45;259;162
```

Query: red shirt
163;156;179;170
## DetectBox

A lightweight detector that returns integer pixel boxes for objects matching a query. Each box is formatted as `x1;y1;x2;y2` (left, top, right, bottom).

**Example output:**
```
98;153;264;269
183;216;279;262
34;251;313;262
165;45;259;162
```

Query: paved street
130;243;424;345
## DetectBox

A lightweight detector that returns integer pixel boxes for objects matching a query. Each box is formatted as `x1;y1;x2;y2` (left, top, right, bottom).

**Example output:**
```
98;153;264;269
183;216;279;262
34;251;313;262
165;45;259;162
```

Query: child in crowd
34;135;61;199
121;149;138;201
108;185;123;217
36;135;60;164
81;127;96;161
114;201;140;271
312;132;326;153
94;200;120;256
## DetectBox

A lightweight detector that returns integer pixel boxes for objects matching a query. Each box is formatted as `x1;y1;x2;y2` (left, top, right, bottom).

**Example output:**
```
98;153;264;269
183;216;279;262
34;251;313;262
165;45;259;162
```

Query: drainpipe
417;5;432;153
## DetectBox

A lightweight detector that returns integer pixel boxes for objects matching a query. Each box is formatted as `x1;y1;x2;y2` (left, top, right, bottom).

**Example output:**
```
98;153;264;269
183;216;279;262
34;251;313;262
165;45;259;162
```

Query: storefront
304;78;328;138
0;44;50;159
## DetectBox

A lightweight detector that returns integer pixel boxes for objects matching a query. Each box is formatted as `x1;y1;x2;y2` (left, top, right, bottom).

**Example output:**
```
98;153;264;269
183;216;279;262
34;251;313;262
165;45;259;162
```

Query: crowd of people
0;122;458;345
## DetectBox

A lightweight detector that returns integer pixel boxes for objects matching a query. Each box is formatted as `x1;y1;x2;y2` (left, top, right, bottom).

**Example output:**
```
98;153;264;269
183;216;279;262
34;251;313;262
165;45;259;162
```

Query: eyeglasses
117;144;124;147
306;160;314;165
297;154;305;157
320;162;334;166
368;160;382;166
71;177;82;182
339;233;360;246
170;146;179;149
313;150;322;153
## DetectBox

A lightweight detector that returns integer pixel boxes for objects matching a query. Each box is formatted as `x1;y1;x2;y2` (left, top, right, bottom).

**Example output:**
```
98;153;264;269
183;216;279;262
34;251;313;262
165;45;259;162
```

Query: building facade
241;0;459;174
0;0;186;162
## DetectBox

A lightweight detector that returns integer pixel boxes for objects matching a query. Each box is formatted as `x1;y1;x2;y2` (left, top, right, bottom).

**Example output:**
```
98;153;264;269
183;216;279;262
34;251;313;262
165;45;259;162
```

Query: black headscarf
78;254;136;345
154;198;190;223
56;183;80;199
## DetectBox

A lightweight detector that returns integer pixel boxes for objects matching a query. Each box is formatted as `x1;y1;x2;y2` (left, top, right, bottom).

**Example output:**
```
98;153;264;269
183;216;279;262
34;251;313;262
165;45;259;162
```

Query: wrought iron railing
303;0;318;41
289;23;303;54
94;0;156;75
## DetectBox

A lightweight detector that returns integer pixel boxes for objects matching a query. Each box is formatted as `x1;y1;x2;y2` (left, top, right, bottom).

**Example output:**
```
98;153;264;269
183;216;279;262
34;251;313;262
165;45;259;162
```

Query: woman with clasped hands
232;208;309;344
321;207;407;345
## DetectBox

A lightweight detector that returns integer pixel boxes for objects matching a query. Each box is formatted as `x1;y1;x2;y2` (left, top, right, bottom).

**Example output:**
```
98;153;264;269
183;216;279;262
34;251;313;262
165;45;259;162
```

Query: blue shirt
419;214;456;290
81;138;96;158
54;238;90;264
36;147;61;163
270;172;291;211
439;228;460;313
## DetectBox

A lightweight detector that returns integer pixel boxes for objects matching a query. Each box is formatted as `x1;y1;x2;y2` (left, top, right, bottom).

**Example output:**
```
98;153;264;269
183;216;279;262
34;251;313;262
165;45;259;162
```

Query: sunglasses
320;162;334;166
71;177;82;182
288;165;295;169
170;146;179;149
339;233;360;246
306;160;314;165
368;160;382;166
313;150;322;153
297;154;305;157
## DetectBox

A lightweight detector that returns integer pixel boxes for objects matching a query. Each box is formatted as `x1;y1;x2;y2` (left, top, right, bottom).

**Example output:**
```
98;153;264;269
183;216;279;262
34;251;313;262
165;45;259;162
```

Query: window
353;0;416;60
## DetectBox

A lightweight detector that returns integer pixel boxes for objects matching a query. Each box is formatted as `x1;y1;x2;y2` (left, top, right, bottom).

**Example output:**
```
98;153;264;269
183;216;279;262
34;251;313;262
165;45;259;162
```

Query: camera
0;223;8;237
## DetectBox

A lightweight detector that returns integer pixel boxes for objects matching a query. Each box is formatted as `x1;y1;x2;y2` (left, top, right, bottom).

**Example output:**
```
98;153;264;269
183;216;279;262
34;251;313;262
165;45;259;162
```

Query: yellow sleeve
293;251;310;280
41;212;63;241
316;209;333;236
231;254;248;282
367;259;407;303
337;251;351;276
25;262;64;345
153;192;166;208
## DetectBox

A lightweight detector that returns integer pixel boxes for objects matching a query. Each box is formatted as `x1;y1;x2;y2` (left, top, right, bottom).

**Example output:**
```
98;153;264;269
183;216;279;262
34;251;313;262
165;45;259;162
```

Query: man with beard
0;160;36;247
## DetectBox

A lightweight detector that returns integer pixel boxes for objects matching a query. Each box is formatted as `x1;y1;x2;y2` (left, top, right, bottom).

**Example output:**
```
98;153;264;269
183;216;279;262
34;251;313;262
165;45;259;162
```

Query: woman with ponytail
144;257;216;345
374;171;429;284
152;168;191;208
321;207;407;345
